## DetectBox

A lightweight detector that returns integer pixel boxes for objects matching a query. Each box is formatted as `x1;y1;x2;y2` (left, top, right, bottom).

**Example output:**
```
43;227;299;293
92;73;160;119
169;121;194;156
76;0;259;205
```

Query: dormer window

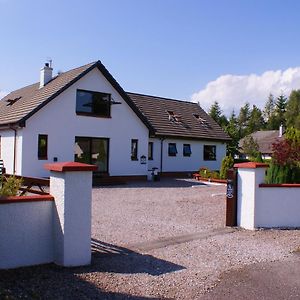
76;89;111;118
6;96;22;106
167;111;182;123
193;114;210;127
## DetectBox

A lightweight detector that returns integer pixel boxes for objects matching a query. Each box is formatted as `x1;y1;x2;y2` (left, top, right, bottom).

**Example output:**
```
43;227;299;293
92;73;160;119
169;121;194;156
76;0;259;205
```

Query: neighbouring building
0;60;230;179
239;126;284;160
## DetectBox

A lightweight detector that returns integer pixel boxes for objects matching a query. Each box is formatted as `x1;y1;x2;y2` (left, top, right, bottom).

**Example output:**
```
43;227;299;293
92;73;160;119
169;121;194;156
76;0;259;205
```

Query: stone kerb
45;162;97;267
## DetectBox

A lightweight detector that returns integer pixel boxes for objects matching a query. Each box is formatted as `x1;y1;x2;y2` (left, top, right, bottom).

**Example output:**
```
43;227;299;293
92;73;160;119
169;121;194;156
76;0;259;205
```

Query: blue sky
1;0;300;114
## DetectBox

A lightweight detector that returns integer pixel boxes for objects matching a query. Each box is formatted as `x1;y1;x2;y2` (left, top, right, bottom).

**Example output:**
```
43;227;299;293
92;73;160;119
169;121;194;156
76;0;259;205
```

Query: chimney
39;62;53;88
279;124;284;137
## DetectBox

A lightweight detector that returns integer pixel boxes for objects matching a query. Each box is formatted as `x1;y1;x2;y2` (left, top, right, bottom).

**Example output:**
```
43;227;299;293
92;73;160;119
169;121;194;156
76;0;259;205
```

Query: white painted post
234;162;268;230
44;162;97;267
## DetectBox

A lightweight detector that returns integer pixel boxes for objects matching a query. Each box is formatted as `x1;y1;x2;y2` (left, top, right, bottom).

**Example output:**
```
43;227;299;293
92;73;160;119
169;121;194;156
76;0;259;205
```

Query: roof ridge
127;91;197;105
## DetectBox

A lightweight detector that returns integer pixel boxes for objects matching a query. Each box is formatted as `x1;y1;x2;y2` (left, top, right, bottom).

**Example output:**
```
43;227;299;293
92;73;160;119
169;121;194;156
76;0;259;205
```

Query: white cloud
191;67;300;116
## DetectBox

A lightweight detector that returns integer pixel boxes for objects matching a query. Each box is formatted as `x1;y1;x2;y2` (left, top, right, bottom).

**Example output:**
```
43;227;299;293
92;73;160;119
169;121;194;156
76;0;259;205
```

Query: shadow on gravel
0;240;180;299
96;178;207;189
90;239;186;275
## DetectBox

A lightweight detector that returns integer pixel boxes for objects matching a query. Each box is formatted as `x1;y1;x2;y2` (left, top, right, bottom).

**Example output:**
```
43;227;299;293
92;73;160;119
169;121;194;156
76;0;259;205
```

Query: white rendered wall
21;68;149;177
0;129;23;175
255;187;300;228
0;201;53;269
148;138;226;172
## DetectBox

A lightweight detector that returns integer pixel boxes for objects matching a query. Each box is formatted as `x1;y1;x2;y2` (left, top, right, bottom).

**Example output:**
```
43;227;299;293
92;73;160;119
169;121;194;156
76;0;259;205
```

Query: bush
266;163;300;184
199;167;211;178
266;127;300;183
220;156;234;179
0;176;23;196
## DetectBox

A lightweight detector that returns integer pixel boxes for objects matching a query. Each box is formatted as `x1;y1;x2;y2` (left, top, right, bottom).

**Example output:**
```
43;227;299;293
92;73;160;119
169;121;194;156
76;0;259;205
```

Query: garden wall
234;162;300;230
0;162;96;269
0;196;54;269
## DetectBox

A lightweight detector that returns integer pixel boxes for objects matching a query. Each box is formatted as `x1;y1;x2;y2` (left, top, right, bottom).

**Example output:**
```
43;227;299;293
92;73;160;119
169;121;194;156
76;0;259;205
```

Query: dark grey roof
0;61;154;132
239;130;283;154
127;92;231;141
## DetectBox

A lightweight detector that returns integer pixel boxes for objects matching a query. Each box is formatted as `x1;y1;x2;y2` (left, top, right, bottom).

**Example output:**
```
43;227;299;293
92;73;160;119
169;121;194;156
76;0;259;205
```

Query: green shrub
220;156;234;179
210;171;220;179
0;176;23;196
266;163;300;184
199;167;211;178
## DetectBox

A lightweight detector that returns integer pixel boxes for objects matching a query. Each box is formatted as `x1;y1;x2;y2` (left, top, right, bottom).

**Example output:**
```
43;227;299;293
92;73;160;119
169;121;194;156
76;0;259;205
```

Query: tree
263;93;278;130
248;105;265;134
241;135;263;162
209;101;222;123
274;93;287;127
225;110;240;156
238;102;251;137
285;90;300;129
263;93;275;122
208;101;228;128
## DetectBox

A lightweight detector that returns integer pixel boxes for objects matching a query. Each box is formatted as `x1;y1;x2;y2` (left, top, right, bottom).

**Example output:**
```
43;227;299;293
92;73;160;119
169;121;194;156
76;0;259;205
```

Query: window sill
76;112;111;119
131;158;139;161
38;157;48;161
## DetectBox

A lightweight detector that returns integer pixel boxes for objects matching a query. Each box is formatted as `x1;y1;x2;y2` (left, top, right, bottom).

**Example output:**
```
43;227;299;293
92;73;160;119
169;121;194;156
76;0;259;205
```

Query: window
75;137;109;172
76;89;111;117
148;142;153;160
38;134;48;160
168;143;177;156
131;139;138;160
183;144;192;157
204;145;216;161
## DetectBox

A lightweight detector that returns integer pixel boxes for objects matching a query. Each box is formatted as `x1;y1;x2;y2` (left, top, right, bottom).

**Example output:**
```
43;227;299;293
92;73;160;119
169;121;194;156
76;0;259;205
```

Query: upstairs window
204;145;216;161
148;142;153;160
38;134;48;160
131;139;138;160
76;89;111;117
183;144;192;157
168;143;177;156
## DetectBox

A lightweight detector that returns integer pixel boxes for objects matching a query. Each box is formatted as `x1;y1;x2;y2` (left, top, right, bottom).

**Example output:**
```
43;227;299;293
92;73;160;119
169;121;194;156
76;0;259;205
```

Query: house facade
0;61;230;178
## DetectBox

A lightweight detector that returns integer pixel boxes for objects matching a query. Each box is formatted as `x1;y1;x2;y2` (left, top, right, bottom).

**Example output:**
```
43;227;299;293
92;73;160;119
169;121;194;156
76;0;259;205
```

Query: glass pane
92;139;108;172
93;93;110;116
76;91;93;113
74;138;91;164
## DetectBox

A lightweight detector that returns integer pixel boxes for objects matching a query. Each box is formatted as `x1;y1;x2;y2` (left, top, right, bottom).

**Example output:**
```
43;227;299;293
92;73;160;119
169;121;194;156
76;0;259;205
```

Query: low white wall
0;200;54;269
236;163;300;229
256;187;300;228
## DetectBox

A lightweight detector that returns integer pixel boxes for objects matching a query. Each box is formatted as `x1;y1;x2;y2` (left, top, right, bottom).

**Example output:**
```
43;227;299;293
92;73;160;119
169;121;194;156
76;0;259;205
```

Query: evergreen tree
208;101;228;128
263;93;275;122
285;90;300;129
248;105;265;134
238;102;251;137
225;110;240;156
209;101;222;123
263;93;278;129
275;93;287;127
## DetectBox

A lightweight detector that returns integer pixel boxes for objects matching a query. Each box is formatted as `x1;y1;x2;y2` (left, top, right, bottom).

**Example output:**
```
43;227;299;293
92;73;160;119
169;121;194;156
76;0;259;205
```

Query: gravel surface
1;178;300;299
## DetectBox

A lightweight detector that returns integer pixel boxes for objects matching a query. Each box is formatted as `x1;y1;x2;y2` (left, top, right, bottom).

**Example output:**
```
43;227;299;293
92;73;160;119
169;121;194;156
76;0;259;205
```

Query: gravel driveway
1;178;300;299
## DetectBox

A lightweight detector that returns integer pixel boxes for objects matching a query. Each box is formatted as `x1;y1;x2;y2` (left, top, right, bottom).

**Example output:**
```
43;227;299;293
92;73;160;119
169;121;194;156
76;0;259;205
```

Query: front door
74;137;109;173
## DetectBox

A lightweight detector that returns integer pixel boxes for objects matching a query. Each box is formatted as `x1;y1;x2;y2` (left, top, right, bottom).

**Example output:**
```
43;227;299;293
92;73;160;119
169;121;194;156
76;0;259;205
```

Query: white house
0;60;230;180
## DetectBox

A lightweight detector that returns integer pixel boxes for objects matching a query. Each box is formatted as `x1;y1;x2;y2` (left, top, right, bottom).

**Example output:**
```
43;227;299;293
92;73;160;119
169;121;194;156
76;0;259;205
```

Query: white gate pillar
45;162;97;266
234;162;268;230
